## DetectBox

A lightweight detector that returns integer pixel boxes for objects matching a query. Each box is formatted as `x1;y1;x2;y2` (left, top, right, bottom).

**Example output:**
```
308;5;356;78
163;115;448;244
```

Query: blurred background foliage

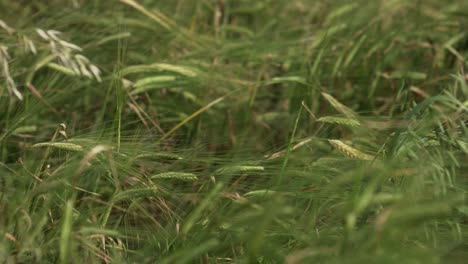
0;0;467;263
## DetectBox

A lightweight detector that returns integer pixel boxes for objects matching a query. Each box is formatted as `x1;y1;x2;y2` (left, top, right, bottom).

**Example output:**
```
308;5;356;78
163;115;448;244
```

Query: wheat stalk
328;139;374;160
31;142;84;152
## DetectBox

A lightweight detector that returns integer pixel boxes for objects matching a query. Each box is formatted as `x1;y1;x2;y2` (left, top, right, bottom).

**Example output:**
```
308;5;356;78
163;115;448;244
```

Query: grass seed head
216;165;265;175
317;116;360;127
31;142;84;152
328;139;374;161
150;172;197;181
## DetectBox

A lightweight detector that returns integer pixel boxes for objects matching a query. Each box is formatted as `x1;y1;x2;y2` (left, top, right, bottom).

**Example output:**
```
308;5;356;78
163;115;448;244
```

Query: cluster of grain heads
328;139;374;161
1;19;36;54
0;44;22;100
150;172;198;181
0;19;38;100
36;28;101;82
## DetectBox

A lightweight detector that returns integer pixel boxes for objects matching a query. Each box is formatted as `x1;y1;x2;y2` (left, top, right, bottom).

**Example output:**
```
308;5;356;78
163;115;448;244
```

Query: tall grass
1;0;467;263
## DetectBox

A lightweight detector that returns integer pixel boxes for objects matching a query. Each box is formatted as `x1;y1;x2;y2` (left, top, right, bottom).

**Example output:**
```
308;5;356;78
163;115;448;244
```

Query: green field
1;0;467;263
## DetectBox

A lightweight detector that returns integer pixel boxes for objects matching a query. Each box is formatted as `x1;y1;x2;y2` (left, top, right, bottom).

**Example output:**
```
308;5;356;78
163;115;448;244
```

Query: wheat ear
31;142;83;152
328;139;374;161
150;172;197;181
